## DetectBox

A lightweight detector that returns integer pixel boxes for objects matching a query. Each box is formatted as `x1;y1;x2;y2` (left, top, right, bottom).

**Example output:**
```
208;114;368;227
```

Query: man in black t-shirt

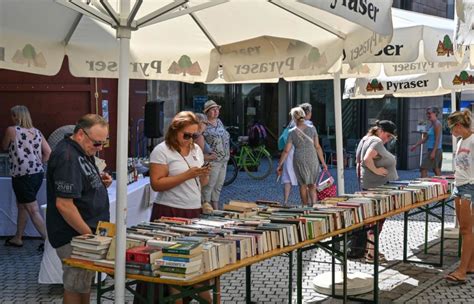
46;114;112;303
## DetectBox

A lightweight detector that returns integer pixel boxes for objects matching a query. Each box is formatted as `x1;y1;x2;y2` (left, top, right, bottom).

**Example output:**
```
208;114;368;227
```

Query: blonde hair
165;111;199;152
448;109;472;129
11;105;33;129
290;107;305;123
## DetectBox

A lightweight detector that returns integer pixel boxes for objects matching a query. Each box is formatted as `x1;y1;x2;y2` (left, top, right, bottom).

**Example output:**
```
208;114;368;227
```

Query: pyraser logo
452;71;474;85
366;79;384;92
12;44;47;68
168;55;202;76
436;35;454;57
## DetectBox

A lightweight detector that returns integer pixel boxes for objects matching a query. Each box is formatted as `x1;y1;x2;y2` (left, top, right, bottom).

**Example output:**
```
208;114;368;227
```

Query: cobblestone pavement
1;167;467;303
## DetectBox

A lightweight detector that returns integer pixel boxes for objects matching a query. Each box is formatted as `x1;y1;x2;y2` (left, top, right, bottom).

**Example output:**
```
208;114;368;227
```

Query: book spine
162;256;194;262
126;262;153;271
157;260;194;268
126;252;150;264
162;248;191;255
159;266;187;274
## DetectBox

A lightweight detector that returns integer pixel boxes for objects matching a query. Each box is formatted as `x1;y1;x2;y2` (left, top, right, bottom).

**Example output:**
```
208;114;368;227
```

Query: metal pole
114;1;131;302
333;72;345;194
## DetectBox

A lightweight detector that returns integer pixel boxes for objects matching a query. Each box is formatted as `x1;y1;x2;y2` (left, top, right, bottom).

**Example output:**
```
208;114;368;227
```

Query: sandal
444;272;466;284
4;238;23;247
365;252;388;264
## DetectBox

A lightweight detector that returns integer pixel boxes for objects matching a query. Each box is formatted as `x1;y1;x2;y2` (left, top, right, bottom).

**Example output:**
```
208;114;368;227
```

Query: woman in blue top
410;107;443;177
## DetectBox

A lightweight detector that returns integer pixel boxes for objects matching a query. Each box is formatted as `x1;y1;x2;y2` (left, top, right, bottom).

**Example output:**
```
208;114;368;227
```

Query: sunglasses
385;132;397;141
182;132;200;140
82;128;107;147
448;123;456;129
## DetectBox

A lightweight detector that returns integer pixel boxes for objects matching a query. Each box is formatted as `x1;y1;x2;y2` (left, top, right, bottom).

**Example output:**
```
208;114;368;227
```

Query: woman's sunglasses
82;128;107;147
183;132;200;140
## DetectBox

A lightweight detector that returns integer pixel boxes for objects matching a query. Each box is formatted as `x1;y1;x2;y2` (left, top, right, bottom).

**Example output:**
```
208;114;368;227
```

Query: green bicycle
223;136;273;186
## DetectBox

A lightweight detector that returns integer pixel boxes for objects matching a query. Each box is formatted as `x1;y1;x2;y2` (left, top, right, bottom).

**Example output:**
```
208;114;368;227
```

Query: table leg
245;265;251;304
297;248;303;304
157;283;163;304
373;222;379;304
440;200;445;266
288;251;293;304
331;238;336;297
403;211;408;263
424;207;429;254
343;233;347;303
97;272;102;304
213;277;220;304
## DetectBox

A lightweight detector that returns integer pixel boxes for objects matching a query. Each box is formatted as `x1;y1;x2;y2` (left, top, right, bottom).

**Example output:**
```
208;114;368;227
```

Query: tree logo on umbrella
366;79;384;92
298;47;327;70
436;35;454;57
11;44;47;68
348;64;371;75
168;55;202;76
452;71;474;85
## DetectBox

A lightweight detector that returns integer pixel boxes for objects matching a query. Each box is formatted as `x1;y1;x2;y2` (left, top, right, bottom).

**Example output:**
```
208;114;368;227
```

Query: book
95;221;116;237
162;242;203;255
159;263;202;274
94;259;115;268
72;234;112;246
157;271;202;281
126;246;163;264
106;237;145;260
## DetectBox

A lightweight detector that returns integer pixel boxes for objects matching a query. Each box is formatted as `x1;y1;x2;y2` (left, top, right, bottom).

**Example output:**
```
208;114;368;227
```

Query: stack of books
157;241;204;280
222;200;258;218
125;246;163;276
70;234;112;261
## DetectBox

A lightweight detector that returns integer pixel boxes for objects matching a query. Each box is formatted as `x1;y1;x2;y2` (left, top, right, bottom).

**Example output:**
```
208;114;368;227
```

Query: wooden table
65;194;452;304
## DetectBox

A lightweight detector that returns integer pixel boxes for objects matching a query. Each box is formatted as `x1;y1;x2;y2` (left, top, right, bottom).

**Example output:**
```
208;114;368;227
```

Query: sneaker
365;252;388;264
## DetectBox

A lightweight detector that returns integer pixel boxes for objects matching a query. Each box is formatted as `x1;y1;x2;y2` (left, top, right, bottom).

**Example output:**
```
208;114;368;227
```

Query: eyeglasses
182;132;200;140
386;132;397;141
82;128;107;147
448;123;457;130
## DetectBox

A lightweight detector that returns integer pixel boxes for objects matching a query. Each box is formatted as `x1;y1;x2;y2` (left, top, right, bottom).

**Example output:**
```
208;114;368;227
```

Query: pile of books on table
156;241;204;280
81;178;451;280
70;234;112;261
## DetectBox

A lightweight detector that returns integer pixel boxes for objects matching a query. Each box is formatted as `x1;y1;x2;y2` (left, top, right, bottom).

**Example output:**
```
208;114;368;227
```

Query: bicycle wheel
223;156;238;186
242;147;273;180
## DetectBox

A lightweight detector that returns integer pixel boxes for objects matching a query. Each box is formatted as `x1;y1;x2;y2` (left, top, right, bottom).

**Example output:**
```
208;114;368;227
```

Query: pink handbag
316;170;337;200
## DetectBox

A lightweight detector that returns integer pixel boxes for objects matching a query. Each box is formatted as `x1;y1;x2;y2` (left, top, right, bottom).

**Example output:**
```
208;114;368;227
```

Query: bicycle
223;134;273;186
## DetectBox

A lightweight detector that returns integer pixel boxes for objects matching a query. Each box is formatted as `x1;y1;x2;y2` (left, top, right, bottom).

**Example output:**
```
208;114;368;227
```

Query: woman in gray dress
277;107;327;206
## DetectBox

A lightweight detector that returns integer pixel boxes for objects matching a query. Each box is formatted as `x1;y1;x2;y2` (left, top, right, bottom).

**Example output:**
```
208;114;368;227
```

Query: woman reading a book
355;120;398;263
134;111;213;303
444;110;474;284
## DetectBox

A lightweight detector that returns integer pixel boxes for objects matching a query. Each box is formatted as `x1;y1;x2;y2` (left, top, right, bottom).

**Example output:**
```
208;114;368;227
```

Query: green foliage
22;44;36;59
307;48;321;63
371;79;379;86
443;35;453;49
178;55;192;69
460;71;469;81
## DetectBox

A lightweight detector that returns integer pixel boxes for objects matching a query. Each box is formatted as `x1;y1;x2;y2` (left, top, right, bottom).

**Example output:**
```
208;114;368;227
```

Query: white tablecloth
0;177;47;237
38;177;156;284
